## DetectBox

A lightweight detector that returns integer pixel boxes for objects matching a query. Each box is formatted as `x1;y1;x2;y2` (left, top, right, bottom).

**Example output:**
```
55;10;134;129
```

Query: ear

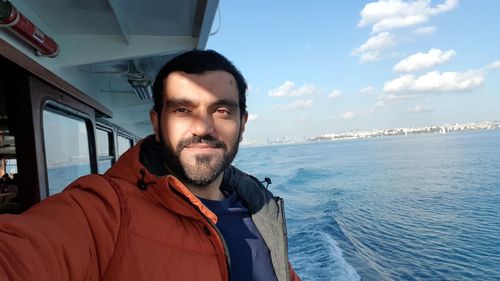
239;111;248;142
150;110;160;141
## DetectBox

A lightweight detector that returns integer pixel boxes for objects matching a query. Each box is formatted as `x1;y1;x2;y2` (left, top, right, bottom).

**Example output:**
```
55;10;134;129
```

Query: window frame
41;101;96;196
96;124;115;174
116;132;134;157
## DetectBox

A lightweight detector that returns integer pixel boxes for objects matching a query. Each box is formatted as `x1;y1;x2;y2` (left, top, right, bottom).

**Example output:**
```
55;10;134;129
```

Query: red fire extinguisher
0;0;59;57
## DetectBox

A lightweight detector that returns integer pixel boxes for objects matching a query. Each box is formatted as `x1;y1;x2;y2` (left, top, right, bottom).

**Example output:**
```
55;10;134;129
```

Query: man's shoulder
64;174;116;193
224;166;268;191
60;174;130;205
70;174;110;187
224;166;277;211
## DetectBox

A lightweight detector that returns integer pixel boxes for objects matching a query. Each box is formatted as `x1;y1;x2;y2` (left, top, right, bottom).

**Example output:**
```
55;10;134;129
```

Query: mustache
176;135;226;151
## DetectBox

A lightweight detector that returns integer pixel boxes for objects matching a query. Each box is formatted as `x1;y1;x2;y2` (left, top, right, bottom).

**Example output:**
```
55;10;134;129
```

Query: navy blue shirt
200;191;278;281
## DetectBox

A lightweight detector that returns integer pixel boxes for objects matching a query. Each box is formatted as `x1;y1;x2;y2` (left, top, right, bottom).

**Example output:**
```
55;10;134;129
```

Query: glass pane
96;129;111;157
43;110;91;195
117;135;132;157
5;159;17;176
98;159;112;174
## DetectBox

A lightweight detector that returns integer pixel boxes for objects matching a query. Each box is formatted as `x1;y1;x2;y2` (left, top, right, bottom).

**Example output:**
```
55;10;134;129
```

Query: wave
240;132;500;280
284;167;339;187
289;230;360;281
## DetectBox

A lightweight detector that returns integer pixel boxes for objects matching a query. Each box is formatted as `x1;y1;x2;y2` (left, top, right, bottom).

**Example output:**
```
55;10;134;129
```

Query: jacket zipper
201;213;232;280
169;186;232;281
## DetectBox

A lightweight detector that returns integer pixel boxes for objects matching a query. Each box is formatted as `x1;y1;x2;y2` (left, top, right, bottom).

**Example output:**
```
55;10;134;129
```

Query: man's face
150;70;247;186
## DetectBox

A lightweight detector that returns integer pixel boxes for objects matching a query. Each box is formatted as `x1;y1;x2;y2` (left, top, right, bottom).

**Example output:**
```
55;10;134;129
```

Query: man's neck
184;174;225;201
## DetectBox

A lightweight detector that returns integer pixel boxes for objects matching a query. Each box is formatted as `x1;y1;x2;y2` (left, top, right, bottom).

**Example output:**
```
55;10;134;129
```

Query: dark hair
152;49;247;117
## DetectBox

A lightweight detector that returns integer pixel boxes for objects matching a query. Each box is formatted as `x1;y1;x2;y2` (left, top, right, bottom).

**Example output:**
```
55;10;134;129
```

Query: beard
161;133;240;187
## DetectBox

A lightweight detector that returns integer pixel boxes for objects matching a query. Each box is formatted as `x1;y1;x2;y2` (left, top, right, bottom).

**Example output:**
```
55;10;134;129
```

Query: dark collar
139;135;168;176
139;135;273;213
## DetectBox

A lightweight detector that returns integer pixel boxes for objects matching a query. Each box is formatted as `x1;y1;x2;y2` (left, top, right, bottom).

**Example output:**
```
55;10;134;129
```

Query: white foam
318;231;361;281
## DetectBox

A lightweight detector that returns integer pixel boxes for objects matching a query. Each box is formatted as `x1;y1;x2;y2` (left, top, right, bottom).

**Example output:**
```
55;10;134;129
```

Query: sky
206;0;500;143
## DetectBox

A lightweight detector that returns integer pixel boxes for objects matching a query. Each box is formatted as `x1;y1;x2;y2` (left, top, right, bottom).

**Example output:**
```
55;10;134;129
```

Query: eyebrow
165;98;239;111
213;99;239;111
165;98;195;110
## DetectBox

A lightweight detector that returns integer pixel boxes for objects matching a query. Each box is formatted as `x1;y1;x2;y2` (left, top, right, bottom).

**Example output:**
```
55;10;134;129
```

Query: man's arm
0;175;122;280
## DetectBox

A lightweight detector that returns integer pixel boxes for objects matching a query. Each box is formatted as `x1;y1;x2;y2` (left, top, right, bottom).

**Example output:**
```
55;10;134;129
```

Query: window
96;128;114;173
117;134;133;157
5;159;17;176
43;109;91;195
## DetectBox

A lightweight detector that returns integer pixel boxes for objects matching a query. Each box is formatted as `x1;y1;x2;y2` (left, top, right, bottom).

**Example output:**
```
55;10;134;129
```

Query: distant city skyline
207;0;500;142
241;119;500;146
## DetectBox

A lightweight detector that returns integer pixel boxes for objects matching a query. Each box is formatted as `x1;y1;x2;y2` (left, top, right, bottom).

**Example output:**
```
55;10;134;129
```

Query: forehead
163;70;239;101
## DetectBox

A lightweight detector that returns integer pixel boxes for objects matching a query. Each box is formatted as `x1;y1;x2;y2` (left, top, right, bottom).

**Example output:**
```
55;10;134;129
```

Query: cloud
275;99;314;110
359;86;376;95
247;84;261;93
341;111;357;119
328;90;342;99
374;93;419;108
380;93;419;101
358;0;459;33
408;104;433;113
394;48;456;73
352;32;397;62
486;60;500;70
268;81;294;97
352;32;396;54
375;101;387;108
413;26;436;35
247;114;259;122
383;70;485;94
360;51;382;62
268;81;318;97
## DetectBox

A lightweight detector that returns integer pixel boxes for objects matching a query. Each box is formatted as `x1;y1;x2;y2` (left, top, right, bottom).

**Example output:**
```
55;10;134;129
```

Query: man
0;50;300;281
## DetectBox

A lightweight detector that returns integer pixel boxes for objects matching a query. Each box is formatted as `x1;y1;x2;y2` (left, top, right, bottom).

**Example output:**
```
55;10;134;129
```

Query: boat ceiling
2;0;219;137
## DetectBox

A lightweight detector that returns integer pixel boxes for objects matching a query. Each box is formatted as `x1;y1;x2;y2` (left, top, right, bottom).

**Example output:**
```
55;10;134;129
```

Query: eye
172;107;191;114
215;108;232;117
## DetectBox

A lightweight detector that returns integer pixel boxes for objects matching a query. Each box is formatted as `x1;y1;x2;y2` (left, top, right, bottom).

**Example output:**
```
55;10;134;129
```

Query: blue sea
234;130;500;281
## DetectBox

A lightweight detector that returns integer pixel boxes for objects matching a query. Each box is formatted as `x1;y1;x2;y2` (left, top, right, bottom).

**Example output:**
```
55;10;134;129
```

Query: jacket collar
105;135;218;223
221;166;273;213
105;135;275;220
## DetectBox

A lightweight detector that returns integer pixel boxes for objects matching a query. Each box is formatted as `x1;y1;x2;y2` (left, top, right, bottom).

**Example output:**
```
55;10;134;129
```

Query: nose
190;112;215;137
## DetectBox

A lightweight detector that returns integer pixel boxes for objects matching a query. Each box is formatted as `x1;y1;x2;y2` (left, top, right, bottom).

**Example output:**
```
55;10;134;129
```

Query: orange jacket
0;137;300;280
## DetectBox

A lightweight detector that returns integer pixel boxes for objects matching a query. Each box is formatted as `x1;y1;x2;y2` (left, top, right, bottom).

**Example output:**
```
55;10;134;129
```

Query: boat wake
289;230;361;281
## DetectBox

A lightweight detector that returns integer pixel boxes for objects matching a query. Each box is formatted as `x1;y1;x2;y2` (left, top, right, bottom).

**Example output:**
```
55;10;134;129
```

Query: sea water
234;130;500;281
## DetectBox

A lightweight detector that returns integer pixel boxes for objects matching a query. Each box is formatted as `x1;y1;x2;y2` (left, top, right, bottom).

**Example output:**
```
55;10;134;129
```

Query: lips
185;144;220;149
